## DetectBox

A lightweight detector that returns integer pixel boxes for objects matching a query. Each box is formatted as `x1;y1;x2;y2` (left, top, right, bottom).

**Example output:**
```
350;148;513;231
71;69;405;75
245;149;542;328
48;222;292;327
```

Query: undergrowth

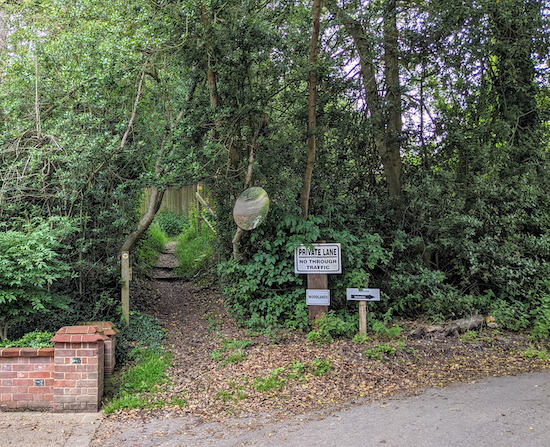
175;224;215;277
103;347;176;413
0;330;54;348
103;311;180;413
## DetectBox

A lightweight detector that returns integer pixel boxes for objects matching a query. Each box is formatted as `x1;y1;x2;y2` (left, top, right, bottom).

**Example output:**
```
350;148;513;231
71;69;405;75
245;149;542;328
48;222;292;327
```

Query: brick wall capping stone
79;321;119;336
50;332;107;344
0;347;54;357
56;325;100;335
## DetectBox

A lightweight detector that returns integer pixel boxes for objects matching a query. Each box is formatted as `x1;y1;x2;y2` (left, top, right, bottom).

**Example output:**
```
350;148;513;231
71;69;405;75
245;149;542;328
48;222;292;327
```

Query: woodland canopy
1;0;549;338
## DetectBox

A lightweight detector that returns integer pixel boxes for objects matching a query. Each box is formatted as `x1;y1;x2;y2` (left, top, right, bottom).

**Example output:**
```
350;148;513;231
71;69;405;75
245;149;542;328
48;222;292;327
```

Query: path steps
154;241;181;280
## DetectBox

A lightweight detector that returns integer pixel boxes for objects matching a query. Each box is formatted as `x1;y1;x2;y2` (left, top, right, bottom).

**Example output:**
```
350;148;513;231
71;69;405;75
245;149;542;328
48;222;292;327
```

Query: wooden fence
141;184;209;216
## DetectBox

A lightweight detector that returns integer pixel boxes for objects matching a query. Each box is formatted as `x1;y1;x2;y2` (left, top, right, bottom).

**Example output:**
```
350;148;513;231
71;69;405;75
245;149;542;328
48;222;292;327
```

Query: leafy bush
0;217;74;340
116;311;166;362
218;214;318;331
154;211;190;237
0;331;55;348
530;294;550;339
307;311;357;345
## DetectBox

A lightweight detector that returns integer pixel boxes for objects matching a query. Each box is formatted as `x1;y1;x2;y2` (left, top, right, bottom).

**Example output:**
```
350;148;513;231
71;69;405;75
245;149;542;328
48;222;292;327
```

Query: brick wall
0;322;117;413
0;347;55;411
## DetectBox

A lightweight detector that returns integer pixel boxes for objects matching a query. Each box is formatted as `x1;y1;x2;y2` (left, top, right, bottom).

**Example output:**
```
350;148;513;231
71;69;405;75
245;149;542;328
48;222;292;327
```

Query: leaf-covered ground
100;277;550;428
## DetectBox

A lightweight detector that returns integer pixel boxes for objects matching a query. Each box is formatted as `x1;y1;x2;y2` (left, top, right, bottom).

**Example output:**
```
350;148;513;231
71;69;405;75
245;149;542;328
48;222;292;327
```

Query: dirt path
91;248;550;445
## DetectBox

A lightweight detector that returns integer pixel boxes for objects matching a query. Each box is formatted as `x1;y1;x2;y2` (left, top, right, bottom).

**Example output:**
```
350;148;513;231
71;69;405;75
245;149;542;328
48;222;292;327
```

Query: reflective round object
233;187;269;230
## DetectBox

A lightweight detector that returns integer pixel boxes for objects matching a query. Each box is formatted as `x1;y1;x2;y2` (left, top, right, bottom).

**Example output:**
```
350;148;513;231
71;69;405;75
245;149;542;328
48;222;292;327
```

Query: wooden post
308;273;328;323
196;184;202;231
121;252;130;325
359;301;367;334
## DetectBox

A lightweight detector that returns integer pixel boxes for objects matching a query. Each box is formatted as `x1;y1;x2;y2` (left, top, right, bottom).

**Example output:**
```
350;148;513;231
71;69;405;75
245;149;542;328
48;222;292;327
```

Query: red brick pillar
50;326;107;412
79;321;119;376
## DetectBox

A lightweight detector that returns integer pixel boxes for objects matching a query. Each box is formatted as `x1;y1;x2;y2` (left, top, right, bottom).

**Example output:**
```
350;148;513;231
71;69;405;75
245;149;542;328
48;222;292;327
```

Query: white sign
347;288;380;301
306;289;330;306
294;243;342;274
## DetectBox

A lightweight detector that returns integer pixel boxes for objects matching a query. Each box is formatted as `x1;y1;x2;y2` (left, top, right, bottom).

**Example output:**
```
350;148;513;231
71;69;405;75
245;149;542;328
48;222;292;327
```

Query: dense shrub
154;211;190;237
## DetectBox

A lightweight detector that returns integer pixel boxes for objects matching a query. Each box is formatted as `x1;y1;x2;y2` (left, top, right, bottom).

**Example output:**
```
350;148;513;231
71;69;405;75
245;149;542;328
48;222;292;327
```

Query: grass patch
364;341;405;361
175;225;215;277
311;358;332;376
521;347;548;359
103;348;174;414
211;338;255;367
136;223;167;269
255;368;286;392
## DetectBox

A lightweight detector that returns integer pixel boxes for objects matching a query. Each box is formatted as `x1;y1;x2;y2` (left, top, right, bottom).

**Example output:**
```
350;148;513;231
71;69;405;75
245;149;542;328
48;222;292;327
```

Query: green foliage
520;347;548;360
254;368;286;392
218;214;321;331
0;218;74;339
215;380;248;402
311;358;332;376
370;320;402;340
530;294;550;339
211;338;254;367
364;342;405;361
154;211;190;238
459;330;480;344
0;331;55;348
287;361;307;380
116;311;166;362
307;311;357;345
175;224;215;277
2;0;550;338
352;333;370;344
103;348;173;414
136;224;167;269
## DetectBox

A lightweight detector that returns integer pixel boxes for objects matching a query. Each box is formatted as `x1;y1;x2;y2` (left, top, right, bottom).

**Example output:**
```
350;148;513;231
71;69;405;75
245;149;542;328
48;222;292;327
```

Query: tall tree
326;0;403;197
301;0;322;218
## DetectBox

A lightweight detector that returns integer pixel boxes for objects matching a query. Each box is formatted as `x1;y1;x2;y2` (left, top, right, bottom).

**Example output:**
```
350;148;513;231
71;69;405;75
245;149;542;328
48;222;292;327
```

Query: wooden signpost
347;288;380;334
295;243;341;323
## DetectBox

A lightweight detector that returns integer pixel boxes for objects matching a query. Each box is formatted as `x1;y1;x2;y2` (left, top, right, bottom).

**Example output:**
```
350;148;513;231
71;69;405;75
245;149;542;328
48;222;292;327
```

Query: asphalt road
96;371;550;447
1;372;548;446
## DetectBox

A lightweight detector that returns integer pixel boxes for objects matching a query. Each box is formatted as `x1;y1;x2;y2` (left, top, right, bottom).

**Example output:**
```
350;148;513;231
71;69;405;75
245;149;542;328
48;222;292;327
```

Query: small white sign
347;288;380;301
306;289;330;306
294;243;342;274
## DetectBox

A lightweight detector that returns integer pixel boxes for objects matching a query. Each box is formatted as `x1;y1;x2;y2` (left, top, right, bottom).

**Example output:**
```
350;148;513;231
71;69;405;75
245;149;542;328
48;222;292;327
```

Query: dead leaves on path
110;280;549;424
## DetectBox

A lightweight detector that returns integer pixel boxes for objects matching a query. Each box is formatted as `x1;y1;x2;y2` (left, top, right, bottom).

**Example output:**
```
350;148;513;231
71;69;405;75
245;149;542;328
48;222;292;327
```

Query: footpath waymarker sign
346;288;380;301
121;252;130;325
347;288;381;334
306;289;330;306
294;243;341;274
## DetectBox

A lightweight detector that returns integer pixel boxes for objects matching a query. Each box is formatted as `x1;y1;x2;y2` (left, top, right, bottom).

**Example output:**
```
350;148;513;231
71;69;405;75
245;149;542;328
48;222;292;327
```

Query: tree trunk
327;1;403;197
232;114;268;260
382;0;403;197
120;186;164;254
301;0;322;218
0;9;6;52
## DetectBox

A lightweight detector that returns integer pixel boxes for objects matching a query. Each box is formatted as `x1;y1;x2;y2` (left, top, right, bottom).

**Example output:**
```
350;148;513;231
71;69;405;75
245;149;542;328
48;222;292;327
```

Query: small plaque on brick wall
71;357;82;364
34;379;45;386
